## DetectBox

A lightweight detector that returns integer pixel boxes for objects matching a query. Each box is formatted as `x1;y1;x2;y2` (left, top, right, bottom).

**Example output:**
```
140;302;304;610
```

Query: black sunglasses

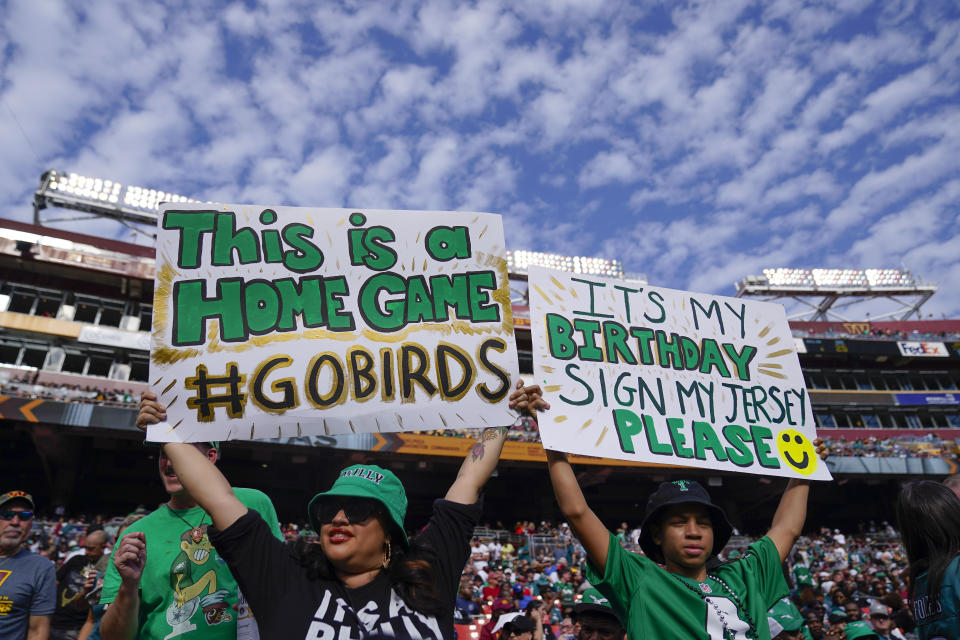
0;509;34;521
315;499;384;525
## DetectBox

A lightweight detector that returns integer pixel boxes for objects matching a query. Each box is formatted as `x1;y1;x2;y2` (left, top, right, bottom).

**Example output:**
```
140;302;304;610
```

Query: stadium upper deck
1;217;958;526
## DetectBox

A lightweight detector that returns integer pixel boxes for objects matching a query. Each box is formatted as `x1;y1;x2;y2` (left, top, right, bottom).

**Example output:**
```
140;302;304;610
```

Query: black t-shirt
209;498;480;639
51;554;91;629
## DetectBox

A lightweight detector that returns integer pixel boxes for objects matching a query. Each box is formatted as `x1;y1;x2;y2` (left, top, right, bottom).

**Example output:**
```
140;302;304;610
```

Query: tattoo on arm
470;427;509;462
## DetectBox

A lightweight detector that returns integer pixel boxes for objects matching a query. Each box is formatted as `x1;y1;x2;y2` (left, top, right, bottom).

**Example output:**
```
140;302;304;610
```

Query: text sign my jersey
529;266;831;480
148;203;518;443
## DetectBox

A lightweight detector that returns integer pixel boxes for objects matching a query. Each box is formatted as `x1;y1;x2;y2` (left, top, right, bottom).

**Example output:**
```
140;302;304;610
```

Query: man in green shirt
100;440;281;640
535;383;828;639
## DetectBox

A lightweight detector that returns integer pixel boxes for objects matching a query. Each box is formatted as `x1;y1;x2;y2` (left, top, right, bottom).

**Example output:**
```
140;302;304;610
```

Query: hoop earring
382;540;392;568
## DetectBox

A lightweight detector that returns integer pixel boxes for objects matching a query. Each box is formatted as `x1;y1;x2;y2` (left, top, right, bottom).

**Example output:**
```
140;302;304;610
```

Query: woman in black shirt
132;382;547;639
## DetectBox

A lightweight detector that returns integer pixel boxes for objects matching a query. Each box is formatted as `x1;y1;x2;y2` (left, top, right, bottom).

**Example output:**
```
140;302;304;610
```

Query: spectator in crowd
538;374;828;638
767;597;806;640
570;588;625;640
99;419;282;640
867;601;907;640
895;481;960;640
480;597;515;640
456;580;481;618
137;382;545;639
74;514;145;640
0;490;56;640
51;530;107;640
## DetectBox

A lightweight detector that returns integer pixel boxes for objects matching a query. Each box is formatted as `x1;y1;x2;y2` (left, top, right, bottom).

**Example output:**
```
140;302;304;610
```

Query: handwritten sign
147;203;519;442
529;266;830;480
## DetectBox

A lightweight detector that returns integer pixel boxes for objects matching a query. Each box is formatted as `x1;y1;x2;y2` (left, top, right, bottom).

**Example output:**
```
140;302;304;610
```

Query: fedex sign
897;341;949;357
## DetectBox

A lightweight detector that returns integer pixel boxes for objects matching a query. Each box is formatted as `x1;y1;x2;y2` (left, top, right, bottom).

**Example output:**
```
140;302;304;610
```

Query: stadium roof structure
736;268;938;321
32;169;201;239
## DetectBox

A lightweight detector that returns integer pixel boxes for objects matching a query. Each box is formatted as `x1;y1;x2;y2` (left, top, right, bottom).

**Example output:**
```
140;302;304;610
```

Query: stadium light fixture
737;267;936;321
506;249;624;278
34;170;204;233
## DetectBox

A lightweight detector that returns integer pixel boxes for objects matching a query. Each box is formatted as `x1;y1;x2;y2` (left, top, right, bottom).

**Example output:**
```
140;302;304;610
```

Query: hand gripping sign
529;266;831;480
147;204;519;443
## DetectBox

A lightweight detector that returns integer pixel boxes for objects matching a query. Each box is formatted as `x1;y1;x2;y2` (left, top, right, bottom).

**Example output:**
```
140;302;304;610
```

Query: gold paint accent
166;395;178;409
349;420;356;433
162;379;177;394
758;324;773;338
479;225;487;238
555;415;568;422
766;337;780;346
595;426;608;446
758;362;783;369
758;369;787;379
766;349;794;358
550;277;565;290
534;285;553;304
439;413;448;427
153;377;164;386
544;385;562;393
579;419;593;431
541;365;555;373
250;424;255;439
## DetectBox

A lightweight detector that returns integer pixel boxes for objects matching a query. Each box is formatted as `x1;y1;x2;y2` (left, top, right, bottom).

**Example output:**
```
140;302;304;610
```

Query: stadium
2;170;958;538
3;170;959;640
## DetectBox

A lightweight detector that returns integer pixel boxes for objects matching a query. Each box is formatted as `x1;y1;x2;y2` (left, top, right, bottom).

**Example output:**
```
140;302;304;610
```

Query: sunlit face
844;602;861;621
319;508;389;576
0;502;33;552
653;504;714;571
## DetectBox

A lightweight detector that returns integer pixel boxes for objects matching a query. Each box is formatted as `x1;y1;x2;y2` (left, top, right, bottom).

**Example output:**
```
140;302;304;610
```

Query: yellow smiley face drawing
776;429;817;476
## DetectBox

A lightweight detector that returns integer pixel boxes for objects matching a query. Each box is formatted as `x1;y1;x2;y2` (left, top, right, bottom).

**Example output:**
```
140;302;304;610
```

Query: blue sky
1;0;959;317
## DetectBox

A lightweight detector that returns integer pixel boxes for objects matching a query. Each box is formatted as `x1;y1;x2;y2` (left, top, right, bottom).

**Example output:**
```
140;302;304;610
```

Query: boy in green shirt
526;383;828;639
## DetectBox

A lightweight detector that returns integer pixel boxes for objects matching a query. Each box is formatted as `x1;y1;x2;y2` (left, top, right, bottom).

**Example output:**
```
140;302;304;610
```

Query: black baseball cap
638;480;733;560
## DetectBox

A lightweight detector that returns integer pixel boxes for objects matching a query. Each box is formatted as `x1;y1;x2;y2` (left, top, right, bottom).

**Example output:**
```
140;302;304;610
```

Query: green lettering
691;421;728;461
547;314;576;360
163;211;216;269
666;417;693;458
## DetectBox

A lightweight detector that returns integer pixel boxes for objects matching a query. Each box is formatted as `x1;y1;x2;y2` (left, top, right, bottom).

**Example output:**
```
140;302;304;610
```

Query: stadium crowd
8;505;946;640
0;375;139;408
792;327;960;341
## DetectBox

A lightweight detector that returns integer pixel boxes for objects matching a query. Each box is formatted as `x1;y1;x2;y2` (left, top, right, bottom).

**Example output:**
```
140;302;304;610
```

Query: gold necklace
166;505;207;543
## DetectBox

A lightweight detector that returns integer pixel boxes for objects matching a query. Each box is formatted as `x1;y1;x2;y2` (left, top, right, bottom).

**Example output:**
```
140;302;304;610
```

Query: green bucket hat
767;598;804;633
573;588;616;616
307;464;408;547
844;621;880;640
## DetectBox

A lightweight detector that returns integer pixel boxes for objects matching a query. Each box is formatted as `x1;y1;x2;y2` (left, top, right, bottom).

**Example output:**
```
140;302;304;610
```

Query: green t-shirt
793;565;812;585
101;488;281;640
913;555;960;640
586;532;789;640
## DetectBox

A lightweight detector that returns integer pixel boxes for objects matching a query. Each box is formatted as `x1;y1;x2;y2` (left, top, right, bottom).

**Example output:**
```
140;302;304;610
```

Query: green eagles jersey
586;532;789;640
101;488;281;640
913;555;960;640
793;565;812;586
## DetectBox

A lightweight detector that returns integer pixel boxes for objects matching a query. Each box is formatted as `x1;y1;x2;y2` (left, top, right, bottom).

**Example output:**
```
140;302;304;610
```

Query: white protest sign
529;266;830;480
147;203;519;443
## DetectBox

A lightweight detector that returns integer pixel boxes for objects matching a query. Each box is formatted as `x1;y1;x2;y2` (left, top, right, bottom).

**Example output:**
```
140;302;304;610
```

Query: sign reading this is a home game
529;266;831;480
147;203;519;443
